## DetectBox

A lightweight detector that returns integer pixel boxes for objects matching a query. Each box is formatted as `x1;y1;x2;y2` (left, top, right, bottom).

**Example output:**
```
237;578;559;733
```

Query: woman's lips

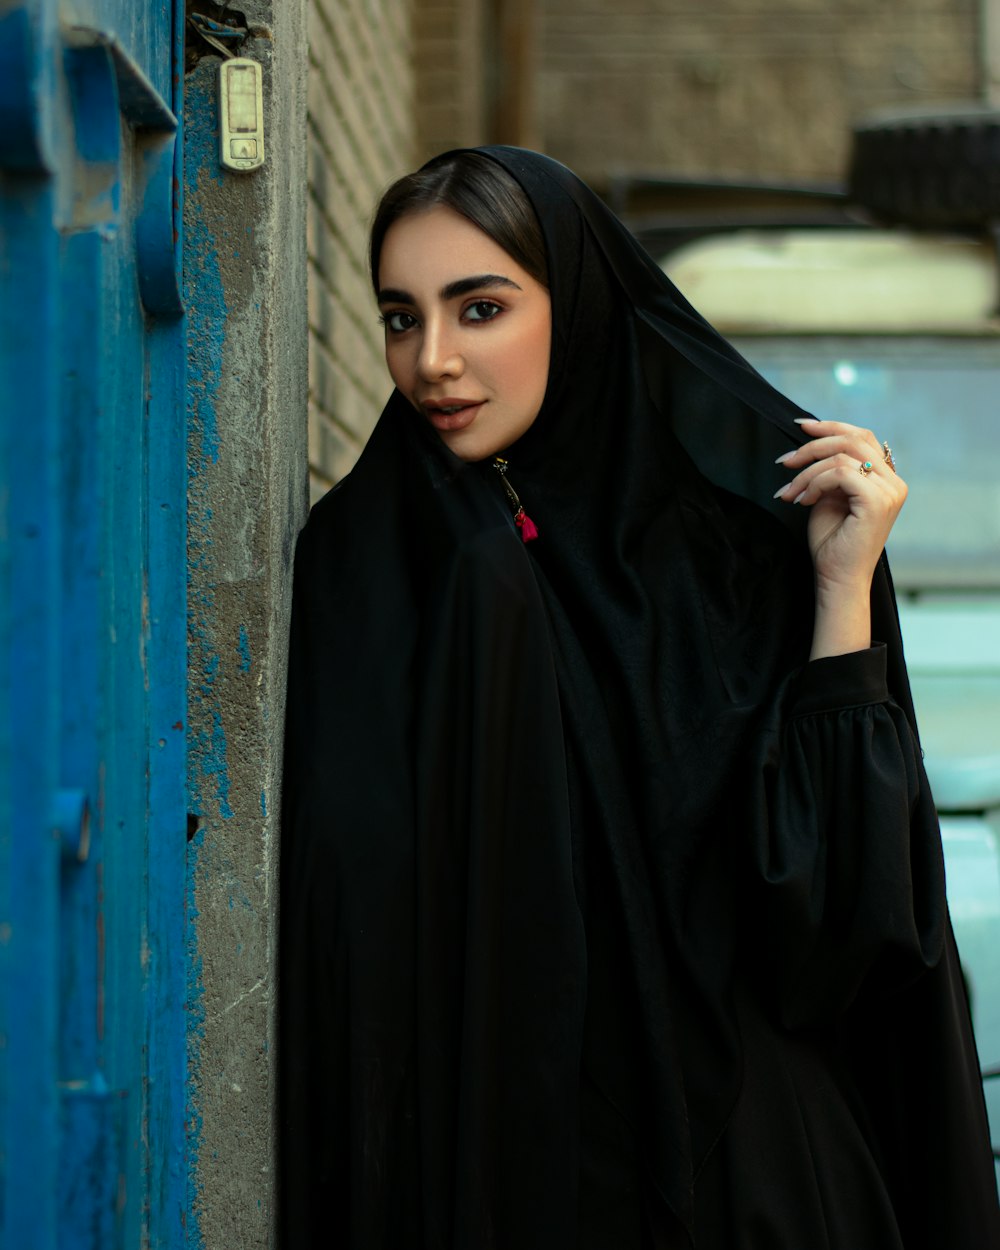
423;401;485;431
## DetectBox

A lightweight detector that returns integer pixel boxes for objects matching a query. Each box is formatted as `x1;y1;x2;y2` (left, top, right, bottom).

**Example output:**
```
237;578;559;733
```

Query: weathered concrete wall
184;2;309;1245
306;0;416;494
987;0;1000;103
538;0;982;183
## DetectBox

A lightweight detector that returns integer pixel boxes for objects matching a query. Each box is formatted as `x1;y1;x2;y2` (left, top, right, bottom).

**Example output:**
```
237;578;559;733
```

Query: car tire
848;107;1000;228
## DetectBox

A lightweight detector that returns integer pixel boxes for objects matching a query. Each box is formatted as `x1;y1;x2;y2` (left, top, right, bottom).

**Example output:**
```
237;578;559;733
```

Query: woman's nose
416;321;463;381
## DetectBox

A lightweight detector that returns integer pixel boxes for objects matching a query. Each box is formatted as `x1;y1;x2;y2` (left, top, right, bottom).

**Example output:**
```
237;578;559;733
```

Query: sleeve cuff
789;643;889;717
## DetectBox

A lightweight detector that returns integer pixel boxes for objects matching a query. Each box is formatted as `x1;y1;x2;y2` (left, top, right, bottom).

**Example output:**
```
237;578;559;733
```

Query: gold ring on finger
859;460;873;477
882;441;896;473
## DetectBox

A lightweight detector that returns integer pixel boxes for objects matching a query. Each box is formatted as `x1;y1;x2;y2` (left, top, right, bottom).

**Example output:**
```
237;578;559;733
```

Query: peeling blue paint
185;736;208;1247
238;622;251;672
185;74;235;826
2;6;191;1245
184;68;232;1250
185;822;207;1250
210;709;234;820
184;75;226;471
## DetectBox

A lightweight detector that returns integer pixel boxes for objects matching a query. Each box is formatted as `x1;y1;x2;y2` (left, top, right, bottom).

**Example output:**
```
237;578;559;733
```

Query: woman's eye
383;311;416;333
464;300;502;323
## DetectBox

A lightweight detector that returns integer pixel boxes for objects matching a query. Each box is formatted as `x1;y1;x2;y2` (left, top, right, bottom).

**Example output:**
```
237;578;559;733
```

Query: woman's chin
436;411;541;464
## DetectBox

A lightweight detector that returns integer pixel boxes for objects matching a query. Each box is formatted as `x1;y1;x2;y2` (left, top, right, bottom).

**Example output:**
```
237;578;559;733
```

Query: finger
775;432;900;485
792;418;883;456
774;452;904;506
793;463;898;512
777;433;888;471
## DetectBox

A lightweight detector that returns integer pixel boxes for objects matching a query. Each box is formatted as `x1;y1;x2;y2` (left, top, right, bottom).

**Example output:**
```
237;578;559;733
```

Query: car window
731;335;1000;591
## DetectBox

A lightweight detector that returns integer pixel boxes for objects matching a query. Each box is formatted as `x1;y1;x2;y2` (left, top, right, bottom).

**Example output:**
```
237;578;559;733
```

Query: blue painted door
0;2;187;1246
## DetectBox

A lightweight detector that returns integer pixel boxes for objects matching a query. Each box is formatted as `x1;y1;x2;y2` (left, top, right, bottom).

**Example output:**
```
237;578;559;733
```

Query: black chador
280;148;1000;1248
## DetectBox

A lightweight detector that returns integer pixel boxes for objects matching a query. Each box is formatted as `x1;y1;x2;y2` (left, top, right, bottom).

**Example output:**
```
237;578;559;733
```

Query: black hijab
280;148;999;1248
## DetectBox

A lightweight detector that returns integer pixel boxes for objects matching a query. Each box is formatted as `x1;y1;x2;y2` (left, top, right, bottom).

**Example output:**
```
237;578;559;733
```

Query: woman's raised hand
774;418;908;660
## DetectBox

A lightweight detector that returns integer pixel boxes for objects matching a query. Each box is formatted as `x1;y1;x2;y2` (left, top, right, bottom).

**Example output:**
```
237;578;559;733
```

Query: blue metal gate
0;2;188;1246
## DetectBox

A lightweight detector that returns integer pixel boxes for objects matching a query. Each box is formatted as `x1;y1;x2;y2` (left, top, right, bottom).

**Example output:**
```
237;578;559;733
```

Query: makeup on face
377;206;551;463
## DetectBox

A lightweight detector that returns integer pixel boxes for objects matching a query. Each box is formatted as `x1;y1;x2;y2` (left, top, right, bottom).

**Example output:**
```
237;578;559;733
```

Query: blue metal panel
1;149;63;1250
0;1;187;1245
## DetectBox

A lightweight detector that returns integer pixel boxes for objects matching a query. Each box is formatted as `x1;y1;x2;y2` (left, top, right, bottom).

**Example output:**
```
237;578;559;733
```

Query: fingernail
773;484;790;499
793;417;818;425
774;450;795;464
793;491;807;504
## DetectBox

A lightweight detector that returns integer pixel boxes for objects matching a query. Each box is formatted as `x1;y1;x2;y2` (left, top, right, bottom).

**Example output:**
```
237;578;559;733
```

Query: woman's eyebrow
377;286;414;306
376;274;522;305
441;274;522;300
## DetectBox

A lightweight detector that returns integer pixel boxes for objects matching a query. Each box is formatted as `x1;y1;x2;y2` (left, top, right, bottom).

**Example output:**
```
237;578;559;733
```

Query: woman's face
377;205;551;462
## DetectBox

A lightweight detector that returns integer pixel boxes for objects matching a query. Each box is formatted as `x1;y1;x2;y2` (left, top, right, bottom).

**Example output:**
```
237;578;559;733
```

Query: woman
280;148;1000;1247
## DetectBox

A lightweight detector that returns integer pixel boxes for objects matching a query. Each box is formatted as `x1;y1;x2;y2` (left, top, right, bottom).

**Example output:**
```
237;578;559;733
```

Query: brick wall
414;0;489;162
538;0;982;185
307;2;496;493
306;0;416;496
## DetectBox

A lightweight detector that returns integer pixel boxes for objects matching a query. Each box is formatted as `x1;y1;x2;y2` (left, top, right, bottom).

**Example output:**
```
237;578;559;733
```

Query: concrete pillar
985;0;1000;104
183;2;309;1244
490;0;540;149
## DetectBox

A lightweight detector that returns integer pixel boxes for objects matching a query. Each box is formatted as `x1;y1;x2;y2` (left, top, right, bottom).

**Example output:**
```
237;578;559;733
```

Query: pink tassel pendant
493;457;539;543
515;509;539;542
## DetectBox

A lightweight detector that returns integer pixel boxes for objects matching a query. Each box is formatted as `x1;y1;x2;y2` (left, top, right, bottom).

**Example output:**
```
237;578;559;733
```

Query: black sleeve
750;644;948;1028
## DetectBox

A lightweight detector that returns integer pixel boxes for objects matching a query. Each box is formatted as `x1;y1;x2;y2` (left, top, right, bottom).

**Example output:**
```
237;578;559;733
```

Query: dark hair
369;152;548;292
